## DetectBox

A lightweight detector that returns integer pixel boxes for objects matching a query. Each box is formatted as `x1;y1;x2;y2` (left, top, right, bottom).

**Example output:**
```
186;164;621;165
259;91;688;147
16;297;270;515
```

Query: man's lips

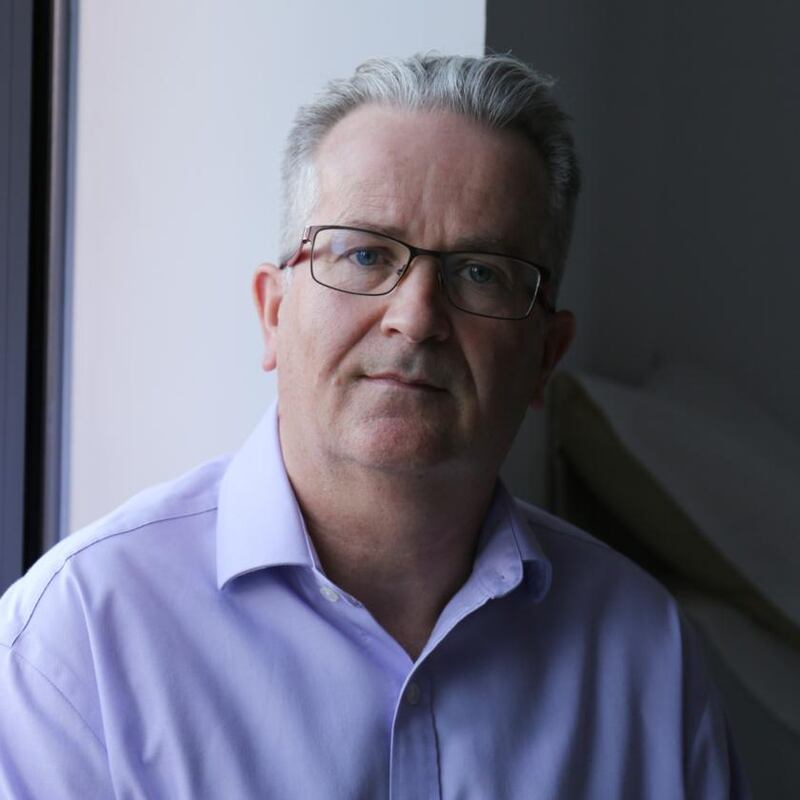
363;372;446;392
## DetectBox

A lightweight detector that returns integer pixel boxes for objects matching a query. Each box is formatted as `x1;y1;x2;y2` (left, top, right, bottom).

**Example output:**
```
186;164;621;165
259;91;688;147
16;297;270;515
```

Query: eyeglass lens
310;228;540;320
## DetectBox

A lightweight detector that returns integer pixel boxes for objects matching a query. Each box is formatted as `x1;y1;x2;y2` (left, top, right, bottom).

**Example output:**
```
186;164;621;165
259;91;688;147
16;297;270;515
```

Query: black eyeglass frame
280;225;555;320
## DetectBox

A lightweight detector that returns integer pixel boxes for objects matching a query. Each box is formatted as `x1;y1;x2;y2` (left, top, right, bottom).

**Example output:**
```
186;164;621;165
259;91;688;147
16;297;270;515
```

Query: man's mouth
363;372;446;392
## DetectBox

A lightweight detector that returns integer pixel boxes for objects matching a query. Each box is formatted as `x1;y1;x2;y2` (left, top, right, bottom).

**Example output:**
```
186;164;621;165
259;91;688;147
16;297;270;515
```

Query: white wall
69;0;485;532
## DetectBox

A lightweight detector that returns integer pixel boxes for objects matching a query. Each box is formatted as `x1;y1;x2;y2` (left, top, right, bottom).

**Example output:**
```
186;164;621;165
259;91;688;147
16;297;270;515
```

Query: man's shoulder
73;454;230;545
511;495;625;564
511;496;678;616
512;497;604;549
0;455;231;648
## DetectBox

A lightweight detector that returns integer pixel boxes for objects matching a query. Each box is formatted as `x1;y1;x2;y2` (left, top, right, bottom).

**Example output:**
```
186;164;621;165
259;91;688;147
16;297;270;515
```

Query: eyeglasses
280;225;554;320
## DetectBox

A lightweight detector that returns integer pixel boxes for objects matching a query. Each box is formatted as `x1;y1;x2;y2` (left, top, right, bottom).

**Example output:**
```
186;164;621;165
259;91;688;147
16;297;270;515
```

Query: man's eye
347;248;383;267
464;263;497;284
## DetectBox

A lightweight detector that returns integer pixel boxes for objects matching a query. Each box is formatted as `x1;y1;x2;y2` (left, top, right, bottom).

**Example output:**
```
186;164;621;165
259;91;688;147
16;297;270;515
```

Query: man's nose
379;255;451;343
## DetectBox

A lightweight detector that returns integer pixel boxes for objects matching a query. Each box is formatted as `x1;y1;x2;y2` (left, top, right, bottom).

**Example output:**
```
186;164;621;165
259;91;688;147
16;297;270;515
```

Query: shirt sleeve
0;645;116;799
681;615;751;800
686;697;750;800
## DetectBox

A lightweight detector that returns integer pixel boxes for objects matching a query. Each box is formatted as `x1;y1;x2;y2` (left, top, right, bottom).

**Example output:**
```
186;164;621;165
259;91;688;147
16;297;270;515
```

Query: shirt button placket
319;585;340;603
389;675;440;800
404;681;421;706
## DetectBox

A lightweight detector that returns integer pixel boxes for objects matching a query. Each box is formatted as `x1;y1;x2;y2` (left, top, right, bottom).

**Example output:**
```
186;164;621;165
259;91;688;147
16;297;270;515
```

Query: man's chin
339;418;461;473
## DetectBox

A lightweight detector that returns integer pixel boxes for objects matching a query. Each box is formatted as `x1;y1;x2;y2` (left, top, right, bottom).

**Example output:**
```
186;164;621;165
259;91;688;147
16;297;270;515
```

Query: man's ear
530;309;575;409
252;263;285;372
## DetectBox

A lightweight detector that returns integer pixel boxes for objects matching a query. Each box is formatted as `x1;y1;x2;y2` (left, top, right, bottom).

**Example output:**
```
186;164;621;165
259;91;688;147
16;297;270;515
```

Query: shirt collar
216;401;552;601
469;482;552;602
216;402;316;589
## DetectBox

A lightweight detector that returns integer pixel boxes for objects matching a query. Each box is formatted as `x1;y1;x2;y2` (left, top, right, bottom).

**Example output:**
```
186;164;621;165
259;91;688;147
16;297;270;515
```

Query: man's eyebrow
336;219;510;252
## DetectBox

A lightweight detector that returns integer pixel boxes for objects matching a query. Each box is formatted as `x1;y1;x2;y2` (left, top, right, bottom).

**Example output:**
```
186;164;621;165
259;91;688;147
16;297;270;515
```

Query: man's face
255;105;574;479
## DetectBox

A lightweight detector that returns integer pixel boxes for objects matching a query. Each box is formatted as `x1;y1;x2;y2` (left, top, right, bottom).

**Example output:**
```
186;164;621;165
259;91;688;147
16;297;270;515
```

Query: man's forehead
311;107;546;253
314;180;535;253
315;105;541;181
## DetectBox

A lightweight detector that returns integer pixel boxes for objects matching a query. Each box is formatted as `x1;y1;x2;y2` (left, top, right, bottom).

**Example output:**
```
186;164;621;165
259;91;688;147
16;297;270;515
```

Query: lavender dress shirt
0;404;747;798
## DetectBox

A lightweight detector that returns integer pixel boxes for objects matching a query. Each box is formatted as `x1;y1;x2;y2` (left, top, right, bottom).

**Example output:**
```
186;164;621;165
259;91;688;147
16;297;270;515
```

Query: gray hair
280;53;580;288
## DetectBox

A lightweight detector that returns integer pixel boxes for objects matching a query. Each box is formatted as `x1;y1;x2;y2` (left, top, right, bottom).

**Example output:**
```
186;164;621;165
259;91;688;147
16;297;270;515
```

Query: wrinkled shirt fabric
0;404;748;799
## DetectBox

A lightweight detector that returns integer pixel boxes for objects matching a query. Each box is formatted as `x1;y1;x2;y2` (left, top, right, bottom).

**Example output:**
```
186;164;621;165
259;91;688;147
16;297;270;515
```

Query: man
0;54;745;798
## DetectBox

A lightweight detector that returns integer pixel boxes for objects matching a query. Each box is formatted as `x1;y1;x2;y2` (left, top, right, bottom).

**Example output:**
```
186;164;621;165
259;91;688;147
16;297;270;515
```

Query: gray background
493;0;800;502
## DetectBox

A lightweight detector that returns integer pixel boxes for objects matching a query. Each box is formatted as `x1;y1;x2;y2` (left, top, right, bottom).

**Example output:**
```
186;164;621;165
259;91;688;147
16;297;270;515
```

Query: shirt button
319;585;340;603
405;681;421;706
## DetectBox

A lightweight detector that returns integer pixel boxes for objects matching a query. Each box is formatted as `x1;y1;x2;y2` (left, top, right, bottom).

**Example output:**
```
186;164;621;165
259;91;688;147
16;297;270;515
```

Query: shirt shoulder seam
9;505;217;648
1;642;108;751
527;516;612;553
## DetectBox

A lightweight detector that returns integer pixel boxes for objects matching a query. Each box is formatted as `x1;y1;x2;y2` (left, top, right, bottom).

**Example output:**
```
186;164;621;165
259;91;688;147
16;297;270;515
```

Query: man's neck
283;447;496;661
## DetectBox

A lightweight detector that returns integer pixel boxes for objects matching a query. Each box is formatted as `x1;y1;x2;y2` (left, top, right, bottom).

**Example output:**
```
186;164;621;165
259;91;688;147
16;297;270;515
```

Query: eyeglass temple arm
538;291;556;314
279;227;315;269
